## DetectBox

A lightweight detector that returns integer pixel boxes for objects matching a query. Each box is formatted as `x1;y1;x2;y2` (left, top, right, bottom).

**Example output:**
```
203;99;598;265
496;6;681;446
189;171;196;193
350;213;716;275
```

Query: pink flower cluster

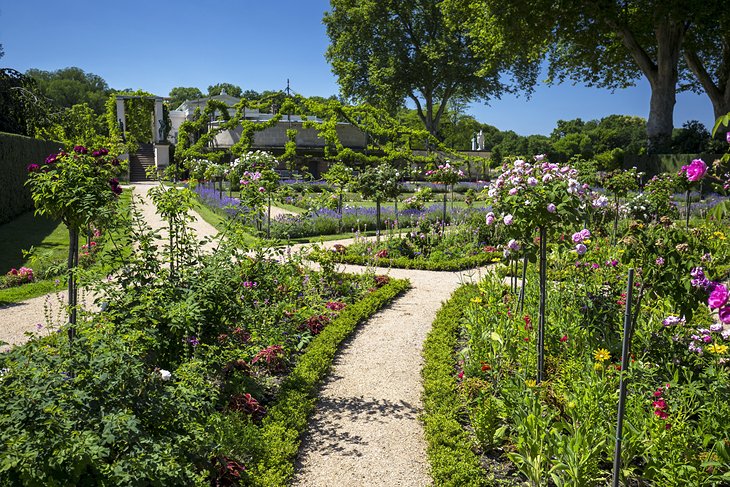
652;384;671;423
679;159;707;182
572;228;591;255
486;157;589;228
6;267;34;282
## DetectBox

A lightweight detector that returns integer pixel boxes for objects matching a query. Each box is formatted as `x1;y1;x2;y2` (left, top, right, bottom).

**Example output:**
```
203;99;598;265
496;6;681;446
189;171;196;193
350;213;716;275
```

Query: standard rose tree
25;145;125;340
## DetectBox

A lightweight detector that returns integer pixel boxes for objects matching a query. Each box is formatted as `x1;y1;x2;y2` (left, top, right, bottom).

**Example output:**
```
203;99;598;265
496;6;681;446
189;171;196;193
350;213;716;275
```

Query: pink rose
682;159;707;182
503;214;514;225
709;283;729;309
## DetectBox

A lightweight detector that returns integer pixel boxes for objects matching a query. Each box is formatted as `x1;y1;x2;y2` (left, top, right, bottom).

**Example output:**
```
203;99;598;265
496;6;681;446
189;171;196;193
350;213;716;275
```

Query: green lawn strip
250;278;410;486
0;279;64;304
0;212;69;274
422;283;487;486
317;252;502;271
0;192;132;304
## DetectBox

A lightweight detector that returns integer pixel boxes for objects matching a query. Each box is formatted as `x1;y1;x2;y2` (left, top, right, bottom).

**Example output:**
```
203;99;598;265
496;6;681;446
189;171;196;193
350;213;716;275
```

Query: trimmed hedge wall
0;132;60;224
422;283;488;486
321;251;502;271
250;278;410;485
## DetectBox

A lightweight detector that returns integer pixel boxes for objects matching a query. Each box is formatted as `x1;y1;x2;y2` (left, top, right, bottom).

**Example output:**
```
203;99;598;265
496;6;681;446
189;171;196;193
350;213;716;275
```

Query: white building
168;92;366;150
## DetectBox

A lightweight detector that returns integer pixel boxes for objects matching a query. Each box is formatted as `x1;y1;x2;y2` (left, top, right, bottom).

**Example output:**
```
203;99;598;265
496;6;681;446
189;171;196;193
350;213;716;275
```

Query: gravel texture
292;264;488;487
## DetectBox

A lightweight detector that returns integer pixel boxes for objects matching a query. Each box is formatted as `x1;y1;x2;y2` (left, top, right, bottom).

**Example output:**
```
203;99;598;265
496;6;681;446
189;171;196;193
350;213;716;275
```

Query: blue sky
0;0;714;136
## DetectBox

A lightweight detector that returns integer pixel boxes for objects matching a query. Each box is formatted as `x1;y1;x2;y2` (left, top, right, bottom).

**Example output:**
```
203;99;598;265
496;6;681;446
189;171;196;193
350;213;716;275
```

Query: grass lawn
0;192;132;304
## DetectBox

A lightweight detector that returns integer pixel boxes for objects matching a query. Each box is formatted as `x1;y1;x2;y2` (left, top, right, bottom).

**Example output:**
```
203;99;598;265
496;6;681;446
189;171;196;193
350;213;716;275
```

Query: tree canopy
324;0;536;137
26;67;110;114
0;69;48;136
207;83;243;98
168;87;204;109
451;0;718;153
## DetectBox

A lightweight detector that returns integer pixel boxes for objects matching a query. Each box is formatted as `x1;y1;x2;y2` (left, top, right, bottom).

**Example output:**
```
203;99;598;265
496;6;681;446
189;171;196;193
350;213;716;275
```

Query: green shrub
422;284;488;486
0;132;60;224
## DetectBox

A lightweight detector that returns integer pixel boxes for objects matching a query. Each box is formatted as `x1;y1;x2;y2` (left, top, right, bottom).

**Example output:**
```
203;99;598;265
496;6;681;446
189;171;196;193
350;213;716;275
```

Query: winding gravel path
293;264;487;487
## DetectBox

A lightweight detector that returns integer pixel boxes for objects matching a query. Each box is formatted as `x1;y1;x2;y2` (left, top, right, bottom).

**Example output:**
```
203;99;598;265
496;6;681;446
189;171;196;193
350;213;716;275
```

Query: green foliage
0;69;49;137
35;103;110;149
328;251;500;271
249;278;409;485
422;284;489;486
0;132;60;224
0;326;215;486
207;83;243;98
25;147;124;231
324;0;531;135
104;90;158;153
168;86;204;109
26;66;110;114
352;162;401;202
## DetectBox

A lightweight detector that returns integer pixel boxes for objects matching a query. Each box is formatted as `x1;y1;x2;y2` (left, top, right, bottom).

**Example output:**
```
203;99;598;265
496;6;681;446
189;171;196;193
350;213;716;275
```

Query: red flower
560;335;568;342
481;362;492;372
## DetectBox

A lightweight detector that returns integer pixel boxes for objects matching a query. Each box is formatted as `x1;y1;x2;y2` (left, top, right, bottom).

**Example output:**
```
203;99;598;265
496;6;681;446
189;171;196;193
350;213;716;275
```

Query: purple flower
508;187;519;195
186;336;200;347
27;163;40;173
527;177;538;186
709;284;729;309
656;257;665;266
503;214;514;225
726;131;730;144
579;228;591;240
486;212;495;225
547;203;556;213
662;316;685;327
575;244;587;255
73;145;88;154
45;153;58;165
572;232;584;244
508;239;521;251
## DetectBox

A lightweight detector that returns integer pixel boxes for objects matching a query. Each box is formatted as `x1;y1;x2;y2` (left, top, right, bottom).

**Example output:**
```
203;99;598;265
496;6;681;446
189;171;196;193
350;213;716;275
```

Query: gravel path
132;182;221;252
293;264;488;487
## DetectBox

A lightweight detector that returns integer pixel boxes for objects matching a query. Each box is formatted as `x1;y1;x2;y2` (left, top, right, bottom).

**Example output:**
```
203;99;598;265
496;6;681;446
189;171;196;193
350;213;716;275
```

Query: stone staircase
129;144;155;181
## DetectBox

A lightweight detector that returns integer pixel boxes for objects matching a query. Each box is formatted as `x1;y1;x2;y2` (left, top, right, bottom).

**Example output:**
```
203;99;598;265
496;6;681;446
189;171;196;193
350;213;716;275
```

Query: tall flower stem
685;188;691;228
442;186;447;224
518;254;528;313
537;226;547;383
67;227;79;343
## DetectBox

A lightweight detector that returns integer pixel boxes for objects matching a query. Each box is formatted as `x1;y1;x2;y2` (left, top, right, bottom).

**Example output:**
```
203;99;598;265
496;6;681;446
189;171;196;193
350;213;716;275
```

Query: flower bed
0;185;408;485
309;211;503;270
439;223;730;485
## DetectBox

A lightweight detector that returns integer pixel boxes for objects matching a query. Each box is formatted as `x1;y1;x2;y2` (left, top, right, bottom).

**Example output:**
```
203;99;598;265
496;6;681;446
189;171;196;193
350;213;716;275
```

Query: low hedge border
422;283;487;486
314;251;501;271
249;277;410;486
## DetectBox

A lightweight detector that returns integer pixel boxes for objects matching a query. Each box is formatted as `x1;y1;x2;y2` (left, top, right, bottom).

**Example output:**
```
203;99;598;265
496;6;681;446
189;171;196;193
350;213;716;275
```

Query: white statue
477;130;485;151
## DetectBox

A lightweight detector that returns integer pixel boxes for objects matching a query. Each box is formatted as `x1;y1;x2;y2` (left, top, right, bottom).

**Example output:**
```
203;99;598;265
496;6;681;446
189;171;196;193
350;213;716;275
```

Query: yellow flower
583;238;592;244
713;231;726;241
525;379;537;388
594;348;611;362
708;343;728;354
491;257;501;262
471;297;483;304
594;363;603;371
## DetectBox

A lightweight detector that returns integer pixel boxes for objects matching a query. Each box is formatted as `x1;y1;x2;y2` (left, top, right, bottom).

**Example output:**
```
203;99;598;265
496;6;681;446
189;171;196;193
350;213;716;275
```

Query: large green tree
168;87;204;109
324;0;536;137
26;67;110;114
207;83;242;97
0;69;48;136
453;0;712;153
682;10;730;125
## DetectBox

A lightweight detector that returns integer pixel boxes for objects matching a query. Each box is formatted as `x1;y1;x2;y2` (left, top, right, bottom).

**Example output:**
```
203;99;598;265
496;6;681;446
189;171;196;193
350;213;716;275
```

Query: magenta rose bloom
708;283;729;309
719;305;730;324
726;131;730;144
683;159;707;182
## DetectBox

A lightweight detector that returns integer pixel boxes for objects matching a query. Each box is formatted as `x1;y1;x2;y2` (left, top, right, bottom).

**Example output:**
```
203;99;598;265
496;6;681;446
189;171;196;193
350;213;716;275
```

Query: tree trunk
684;47;730;128
613;18;685;154
646;75;677;153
